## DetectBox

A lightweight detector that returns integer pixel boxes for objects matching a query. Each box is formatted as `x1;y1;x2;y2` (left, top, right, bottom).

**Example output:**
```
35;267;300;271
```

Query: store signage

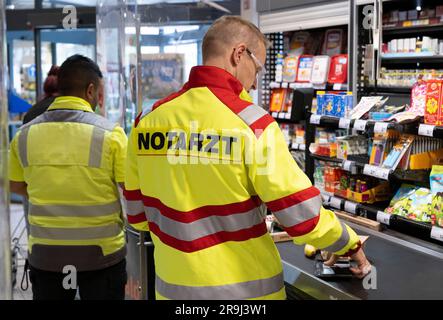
339;118;351;129
430;226;443;242
374;122;389;134
418;124;435;137
363;164;390;180
354;119;367;131
376;211;391;225
310;114;322;124
345;201;358;214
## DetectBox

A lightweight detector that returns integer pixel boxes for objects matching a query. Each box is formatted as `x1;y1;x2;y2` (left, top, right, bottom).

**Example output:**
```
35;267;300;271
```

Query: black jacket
23;96;56;124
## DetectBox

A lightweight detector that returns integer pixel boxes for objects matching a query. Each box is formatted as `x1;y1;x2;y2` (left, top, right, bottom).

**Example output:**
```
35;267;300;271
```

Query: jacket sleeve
8;133;25;182
246;121;361;256
110;126;128;183
123;125;150;232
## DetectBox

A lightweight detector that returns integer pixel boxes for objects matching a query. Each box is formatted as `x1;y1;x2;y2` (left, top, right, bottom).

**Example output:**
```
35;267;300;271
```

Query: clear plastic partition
96;0;236;132
0;0;12;300
96;0;140;133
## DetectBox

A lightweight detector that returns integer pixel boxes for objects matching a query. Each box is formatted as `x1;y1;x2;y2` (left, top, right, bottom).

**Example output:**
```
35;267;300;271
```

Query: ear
232;43;247;66
86;83;95;100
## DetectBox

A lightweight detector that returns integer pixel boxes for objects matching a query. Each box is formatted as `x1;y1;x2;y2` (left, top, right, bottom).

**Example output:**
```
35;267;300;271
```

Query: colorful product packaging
328;54;348;84
425;80;442;125
296;55;314;82
316;91;326;115
282;55;299;83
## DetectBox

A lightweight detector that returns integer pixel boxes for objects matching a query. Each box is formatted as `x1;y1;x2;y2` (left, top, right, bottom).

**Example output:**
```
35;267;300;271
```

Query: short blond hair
202;16;271;62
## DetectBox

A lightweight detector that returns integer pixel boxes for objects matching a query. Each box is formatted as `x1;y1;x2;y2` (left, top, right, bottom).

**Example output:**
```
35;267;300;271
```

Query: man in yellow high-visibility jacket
124;16;371;300
9;55;128;300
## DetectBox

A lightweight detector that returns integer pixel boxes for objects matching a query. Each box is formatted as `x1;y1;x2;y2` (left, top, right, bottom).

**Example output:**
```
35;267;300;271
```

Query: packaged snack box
311;55;330;85
316;91;326;115
425;80;442;125
328;54;348;84
282;55;299;83
323;93;336;117
296;55;314;82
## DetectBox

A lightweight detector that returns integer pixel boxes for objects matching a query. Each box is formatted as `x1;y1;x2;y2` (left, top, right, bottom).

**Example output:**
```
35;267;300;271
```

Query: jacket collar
187;66;245;96
47;96;94;112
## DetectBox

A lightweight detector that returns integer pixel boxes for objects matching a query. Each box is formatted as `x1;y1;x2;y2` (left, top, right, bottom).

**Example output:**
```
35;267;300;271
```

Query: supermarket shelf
366;85;411;94
289;142;306;151
383;24;443;36
381;53;443;64
311;153;431;183
321;193;443;246
310;153;342;164
269;81;348;91
308;115;443;138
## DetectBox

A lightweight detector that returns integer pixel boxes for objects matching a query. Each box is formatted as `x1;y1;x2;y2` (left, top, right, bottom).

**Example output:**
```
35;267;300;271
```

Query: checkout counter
125;219;443;300
278;221;443;300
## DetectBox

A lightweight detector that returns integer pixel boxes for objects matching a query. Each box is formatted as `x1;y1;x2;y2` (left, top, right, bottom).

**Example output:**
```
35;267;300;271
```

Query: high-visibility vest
9;96;128;272
124;66;361;300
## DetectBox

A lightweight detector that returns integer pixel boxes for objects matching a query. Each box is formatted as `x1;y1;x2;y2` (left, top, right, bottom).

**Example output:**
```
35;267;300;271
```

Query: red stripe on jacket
266;186;321;212
123;189;262;223
148;221;268;253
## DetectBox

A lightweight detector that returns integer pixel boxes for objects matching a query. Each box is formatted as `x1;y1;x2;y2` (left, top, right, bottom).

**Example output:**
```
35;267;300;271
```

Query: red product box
328;54;348;84
425;80;443;125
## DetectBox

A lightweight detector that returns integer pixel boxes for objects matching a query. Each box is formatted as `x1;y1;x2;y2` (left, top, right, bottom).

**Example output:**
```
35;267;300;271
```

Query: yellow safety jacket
124;66;361;300
9;96;128;272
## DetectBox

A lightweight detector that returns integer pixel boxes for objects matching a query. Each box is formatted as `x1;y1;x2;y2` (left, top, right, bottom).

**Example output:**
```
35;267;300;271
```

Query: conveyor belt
277;221;443;300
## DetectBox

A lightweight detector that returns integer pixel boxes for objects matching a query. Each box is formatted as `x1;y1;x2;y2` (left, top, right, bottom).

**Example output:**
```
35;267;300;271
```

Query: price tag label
278;113;285;119
339;118;351;129
285;113;291;119
345;201;358;214
418;124;435;137
354;119;367;131
364;164;390;180
377;211;391;225
291;142;299;150
342;160;354;172
300;144;306;151
329;197;342;209
374;122;389;134
271;112;278;118
321;194;331;203
430;226;443;242
270;82;280;88
333;83;342;90
281;82;289;88
310;115;322;125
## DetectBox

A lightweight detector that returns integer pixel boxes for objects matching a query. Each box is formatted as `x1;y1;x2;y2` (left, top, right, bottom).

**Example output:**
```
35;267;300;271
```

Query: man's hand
324;248;371;279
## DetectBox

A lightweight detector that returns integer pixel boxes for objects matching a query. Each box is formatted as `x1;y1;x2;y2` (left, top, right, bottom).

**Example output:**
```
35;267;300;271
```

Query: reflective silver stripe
30;223;122;240
156;272;284;300
237;105;268;126
125;200;145;216
29;201;121;217
323;222;351;253
146;207;263;241
18;126;30;167
272;195;322;227
89;126;105;168
21;109;116;131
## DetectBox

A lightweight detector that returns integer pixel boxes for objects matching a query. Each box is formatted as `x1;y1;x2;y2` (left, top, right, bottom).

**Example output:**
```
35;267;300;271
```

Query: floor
10;202;32;300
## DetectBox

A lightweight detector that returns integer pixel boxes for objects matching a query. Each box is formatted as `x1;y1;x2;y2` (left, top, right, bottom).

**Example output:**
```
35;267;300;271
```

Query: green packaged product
430;165;443;193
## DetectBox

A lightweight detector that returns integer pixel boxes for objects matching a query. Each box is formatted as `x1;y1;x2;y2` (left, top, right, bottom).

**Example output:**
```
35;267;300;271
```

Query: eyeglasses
245;48;267;80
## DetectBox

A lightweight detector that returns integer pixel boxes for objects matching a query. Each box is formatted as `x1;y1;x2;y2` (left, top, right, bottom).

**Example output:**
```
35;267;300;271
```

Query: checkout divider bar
321;192;443;245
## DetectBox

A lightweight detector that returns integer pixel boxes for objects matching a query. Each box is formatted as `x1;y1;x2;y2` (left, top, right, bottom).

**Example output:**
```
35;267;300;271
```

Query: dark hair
57;54;103;95
43;65;59;98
